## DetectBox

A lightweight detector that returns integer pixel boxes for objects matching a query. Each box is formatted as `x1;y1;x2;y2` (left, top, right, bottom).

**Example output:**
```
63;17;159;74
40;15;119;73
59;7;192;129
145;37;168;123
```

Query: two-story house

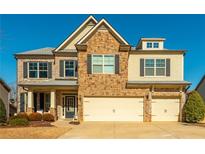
15;16;191;122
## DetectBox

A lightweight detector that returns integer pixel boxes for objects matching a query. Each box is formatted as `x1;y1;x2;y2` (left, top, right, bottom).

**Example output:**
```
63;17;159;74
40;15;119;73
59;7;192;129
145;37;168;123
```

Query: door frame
61;94;77;119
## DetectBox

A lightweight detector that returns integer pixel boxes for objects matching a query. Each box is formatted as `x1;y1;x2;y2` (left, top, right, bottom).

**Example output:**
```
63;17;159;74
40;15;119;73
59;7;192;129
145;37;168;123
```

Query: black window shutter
60;60;64;77
75;60;78;77
166;58;171;76
20;93;25;112
115;55;119;74
23;62;28;78
87;54;92;74
140;59;144;76
48;62;52;78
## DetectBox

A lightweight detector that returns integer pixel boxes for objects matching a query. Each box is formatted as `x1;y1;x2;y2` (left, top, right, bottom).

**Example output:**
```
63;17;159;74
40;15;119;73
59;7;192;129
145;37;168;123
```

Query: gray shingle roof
0;78;11;92
15;47;55;55
55;49;77;52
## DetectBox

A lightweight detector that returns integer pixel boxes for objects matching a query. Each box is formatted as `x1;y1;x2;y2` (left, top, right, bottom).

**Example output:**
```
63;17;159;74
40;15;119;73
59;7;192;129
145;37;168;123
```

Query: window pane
104;55;114;65
39;71;48;78
93;55;103;65
156;68;165;76
154;42;159;48
104;65;114;73
93;65;103;73
145;68;154;76
29;71;38;78
29;62;37;70
147;42;152;48
156;59;165;67
39;62;48;70
65;69;74;77
65;61;74;69
145;59;154;67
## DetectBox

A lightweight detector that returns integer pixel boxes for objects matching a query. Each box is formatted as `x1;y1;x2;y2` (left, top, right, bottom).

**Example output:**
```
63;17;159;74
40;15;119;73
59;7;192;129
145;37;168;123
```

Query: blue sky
0;14;205;89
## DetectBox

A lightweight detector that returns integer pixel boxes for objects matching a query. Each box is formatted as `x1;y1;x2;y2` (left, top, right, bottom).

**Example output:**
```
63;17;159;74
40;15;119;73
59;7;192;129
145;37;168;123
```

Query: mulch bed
0;121;54;128
182;122;205;128
29;121;54;127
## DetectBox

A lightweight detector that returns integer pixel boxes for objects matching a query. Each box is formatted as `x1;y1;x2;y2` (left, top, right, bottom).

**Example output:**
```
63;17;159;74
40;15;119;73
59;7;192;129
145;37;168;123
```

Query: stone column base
143;94;152;122
50;108;57;120
27;107;33;114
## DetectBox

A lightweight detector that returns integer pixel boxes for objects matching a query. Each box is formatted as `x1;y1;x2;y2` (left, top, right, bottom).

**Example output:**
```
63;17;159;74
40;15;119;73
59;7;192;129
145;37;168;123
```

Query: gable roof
54;15;98;52
0;78;11;92
15;47;54;56
196;74;205;90
77;19;129;45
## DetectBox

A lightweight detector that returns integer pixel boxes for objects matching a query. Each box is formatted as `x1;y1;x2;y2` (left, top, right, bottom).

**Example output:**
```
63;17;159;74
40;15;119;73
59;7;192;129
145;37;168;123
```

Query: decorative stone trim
75;44;87;51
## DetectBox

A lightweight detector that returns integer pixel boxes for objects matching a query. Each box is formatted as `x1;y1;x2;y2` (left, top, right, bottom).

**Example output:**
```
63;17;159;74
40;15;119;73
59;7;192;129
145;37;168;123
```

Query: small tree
0;98;7;123
184;91;205;123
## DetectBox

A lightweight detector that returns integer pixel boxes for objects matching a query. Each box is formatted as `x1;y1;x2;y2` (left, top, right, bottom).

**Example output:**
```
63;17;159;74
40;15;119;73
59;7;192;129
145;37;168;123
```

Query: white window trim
64;60;76;77
144;58;166;77
27;62;48;79
146;42;159;49
91;54;115;74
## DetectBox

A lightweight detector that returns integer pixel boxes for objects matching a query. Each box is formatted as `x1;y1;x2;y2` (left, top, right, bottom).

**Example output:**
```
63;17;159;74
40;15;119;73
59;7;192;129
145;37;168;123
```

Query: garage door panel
152;99;179;121
83;97;143;121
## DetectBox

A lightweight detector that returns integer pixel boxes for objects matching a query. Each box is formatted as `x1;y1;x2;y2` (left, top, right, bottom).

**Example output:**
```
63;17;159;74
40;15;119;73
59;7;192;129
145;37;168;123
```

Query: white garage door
83;97;143;121
152;99;180;121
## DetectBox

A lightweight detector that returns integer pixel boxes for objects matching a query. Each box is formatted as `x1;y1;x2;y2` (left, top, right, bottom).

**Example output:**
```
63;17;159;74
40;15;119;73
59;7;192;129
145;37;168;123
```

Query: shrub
9;118;29;126
42;113;55;122
28;112;42;121
16;112;29;120
184;91;205;123
0;98;7;123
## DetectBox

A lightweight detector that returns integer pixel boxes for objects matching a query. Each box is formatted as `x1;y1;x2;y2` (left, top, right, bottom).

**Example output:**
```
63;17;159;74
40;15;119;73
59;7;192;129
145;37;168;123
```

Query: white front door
152;99;180;121
83;97;143;121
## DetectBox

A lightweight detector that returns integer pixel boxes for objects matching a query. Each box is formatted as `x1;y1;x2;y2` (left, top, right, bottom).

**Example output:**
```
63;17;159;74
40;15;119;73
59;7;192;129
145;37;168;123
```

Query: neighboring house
14;16;191;122
9;103;17;117
0;78;11;119
196;74;205;102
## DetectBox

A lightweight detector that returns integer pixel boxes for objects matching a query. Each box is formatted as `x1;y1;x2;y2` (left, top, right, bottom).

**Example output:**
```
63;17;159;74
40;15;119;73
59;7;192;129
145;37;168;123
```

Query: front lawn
0;126;71;139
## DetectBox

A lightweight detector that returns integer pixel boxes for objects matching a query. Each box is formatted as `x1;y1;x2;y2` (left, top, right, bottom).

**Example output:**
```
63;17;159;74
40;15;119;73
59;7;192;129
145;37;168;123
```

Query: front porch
26;90;78;120
18;80;78;120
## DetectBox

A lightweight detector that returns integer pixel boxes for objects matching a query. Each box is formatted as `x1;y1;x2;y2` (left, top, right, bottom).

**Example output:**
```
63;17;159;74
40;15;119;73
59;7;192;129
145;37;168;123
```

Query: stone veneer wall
77;29;150;121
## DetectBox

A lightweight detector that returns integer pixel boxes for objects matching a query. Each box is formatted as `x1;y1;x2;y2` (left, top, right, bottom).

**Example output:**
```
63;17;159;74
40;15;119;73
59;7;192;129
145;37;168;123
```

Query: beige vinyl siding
128;53;184;81
142;41;164;50
65;25;94;49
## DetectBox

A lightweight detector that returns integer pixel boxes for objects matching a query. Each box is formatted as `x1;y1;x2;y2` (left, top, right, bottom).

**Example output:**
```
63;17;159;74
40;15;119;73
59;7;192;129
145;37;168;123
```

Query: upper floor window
146;42;159;49
92;54;115;74
28;62;48;78
65;60;76;77
145;59;166;76
146;42;152;48
153;42;159;48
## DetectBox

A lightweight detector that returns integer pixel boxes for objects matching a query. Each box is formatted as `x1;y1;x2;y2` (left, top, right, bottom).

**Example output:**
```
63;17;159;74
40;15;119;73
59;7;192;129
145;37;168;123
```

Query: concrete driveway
58;122;205;139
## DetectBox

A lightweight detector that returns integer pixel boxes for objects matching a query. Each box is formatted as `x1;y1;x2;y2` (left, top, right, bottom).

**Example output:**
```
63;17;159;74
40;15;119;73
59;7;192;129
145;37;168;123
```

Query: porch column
74;96;78;120
50;90;57;119
27;90;33;113
143;91;152;122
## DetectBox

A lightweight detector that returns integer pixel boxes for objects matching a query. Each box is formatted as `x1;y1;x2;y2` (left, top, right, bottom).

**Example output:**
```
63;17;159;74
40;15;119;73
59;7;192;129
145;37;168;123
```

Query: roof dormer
136;38;165;50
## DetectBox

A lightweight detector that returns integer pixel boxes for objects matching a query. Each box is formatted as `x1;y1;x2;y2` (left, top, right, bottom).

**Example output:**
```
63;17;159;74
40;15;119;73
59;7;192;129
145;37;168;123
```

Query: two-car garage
83;97;180;122
83;97;144;121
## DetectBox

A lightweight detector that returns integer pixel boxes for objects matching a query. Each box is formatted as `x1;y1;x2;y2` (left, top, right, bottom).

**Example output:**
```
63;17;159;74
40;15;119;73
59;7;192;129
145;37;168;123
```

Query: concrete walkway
58;122;205;139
